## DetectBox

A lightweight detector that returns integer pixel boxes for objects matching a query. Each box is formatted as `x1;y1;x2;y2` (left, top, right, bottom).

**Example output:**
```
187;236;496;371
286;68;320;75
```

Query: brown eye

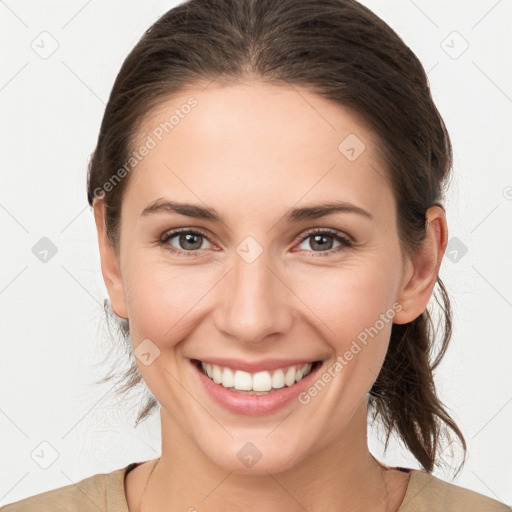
296;228;353;256
160;229;212;255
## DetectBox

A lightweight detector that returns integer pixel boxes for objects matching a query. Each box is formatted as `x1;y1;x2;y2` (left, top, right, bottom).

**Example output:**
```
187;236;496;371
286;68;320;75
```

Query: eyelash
158;227;353;257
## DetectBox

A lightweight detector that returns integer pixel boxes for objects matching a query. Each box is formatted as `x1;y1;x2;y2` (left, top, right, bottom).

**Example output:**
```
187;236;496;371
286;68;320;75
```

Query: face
96;80;433;475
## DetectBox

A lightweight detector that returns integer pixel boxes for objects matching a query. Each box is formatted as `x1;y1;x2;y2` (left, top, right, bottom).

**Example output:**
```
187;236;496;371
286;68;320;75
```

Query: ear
393;205;448;325
93;200;128;319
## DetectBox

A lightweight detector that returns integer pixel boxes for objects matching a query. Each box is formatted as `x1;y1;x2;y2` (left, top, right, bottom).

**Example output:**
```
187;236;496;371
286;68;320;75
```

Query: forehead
125;81;393;219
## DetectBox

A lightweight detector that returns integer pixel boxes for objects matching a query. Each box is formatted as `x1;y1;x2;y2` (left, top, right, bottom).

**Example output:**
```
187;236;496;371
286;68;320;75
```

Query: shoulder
0;463;136;512
399;469;511;512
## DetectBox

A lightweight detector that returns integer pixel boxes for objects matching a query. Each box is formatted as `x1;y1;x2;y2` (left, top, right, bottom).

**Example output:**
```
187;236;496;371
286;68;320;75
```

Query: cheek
297;263;398;336
121;254;218;343
293;262;400;389
122;243;402;358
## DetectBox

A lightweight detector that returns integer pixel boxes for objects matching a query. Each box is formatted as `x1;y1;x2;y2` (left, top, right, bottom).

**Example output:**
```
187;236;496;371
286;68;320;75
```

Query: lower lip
191;359;323;416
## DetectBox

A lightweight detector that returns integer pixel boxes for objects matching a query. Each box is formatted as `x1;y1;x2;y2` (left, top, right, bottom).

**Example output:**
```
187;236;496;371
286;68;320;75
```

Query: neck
141;400;407;512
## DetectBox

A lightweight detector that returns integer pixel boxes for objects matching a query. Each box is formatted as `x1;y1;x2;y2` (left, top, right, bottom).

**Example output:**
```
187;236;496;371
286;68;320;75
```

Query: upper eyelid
299;227;352;241
160;226;352;249
161;226;212;242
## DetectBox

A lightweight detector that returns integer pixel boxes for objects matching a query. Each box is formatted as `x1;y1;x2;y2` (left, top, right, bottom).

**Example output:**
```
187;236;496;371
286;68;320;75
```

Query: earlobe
393;205;448;325
93;200;128;319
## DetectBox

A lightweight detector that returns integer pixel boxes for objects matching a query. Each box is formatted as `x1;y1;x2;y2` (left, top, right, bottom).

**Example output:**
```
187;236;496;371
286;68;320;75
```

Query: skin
94;80;448;511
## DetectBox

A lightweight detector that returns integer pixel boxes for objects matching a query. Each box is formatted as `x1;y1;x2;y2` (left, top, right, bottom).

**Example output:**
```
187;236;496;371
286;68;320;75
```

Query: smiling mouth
193;359;323;395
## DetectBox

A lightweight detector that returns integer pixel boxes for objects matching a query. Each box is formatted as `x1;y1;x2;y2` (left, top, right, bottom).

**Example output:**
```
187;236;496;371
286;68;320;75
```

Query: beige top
1;462;510;511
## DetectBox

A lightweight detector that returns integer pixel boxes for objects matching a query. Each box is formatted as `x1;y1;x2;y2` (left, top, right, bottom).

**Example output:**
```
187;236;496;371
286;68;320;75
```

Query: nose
213;245;295;346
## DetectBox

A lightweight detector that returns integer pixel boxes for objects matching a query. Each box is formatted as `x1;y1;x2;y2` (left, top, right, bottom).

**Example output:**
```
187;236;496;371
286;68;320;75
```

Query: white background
1;0;511;507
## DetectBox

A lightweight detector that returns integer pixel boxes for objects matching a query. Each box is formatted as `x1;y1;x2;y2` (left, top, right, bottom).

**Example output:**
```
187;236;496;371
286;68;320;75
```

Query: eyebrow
141;198;373;223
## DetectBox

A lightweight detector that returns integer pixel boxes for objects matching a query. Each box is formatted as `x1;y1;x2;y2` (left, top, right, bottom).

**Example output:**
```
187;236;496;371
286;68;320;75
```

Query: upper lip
192;357;320;373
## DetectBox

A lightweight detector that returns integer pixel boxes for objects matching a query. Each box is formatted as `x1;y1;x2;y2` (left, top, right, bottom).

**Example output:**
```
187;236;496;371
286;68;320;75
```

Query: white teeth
221;367;234;388
284;367;296;386
199;361;315;392
233;370;252;390
212;365;222;384
271;369;285;389
252;371;272;392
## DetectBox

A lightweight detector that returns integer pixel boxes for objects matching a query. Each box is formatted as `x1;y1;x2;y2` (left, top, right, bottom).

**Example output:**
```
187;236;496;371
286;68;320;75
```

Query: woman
2;0;509;510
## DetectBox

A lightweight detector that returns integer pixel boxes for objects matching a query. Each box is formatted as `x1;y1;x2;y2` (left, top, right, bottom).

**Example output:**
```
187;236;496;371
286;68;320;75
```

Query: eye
159;227;353;257
159;228;213;256
295;228;353;256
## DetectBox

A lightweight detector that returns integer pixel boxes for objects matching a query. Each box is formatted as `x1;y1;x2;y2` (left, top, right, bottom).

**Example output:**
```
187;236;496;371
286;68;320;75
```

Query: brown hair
88;0;466;474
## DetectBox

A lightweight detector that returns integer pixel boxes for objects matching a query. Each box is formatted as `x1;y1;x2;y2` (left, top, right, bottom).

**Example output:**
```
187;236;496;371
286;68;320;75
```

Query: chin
199;436;310;476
